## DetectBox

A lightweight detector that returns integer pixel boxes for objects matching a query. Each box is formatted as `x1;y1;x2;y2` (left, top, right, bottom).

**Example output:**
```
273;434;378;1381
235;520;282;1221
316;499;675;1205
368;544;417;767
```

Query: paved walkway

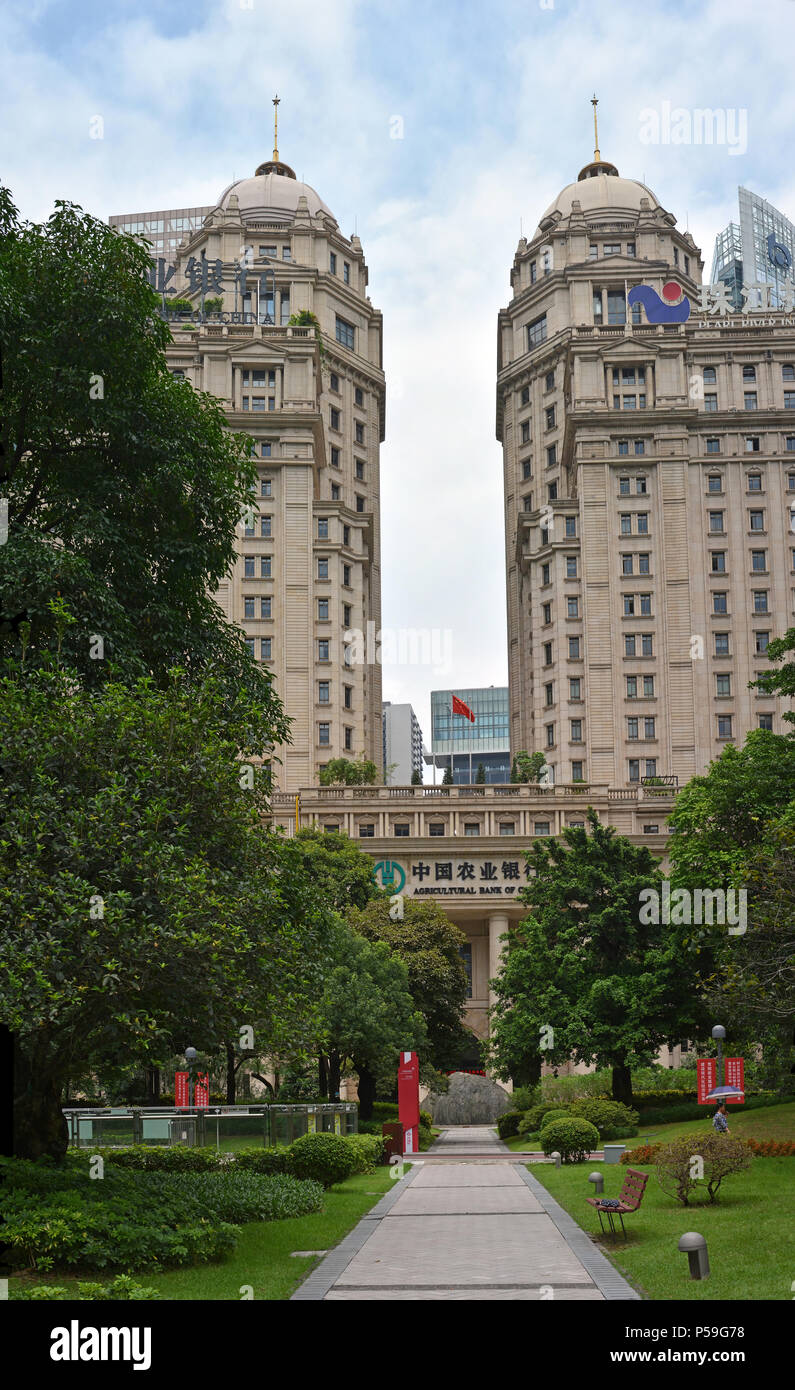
292;1125;639;1301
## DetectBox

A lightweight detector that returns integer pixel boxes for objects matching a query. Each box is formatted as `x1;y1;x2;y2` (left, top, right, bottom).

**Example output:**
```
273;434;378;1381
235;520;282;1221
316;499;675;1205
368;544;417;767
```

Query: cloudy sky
3;0;795;747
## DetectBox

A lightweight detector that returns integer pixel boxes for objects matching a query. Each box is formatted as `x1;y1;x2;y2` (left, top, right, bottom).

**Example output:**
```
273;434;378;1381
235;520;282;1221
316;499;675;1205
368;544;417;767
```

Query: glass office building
711;187;795;309
109;206;213;259
427;687;510;784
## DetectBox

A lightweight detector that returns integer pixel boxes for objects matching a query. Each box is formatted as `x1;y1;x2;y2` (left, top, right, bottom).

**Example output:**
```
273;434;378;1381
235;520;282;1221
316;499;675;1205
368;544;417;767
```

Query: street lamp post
185;1046;197;1109
711;1025;726;1089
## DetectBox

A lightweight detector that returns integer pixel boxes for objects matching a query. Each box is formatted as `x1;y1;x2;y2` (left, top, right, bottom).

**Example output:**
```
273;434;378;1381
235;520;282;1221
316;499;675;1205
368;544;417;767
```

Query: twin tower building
113;132;794;795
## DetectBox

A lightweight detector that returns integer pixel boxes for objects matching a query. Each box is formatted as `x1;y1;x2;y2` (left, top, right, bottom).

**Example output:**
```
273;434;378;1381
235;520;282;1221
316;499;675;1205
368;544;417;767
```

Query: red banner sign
397;1050;420;1154
194;1074;209;1109
725;1056;745;1105
697;1058;717;1104
175;1071;189;1108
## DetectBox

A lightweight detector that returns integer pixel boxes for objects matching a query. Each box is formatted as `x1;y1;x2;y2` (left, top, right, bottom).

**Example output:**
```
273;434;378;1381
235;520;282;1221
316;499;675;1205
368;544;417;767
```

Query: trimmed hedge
288;1132;356;1188
540;1117;599;1164
346;1133;387;1173
497;1110;523;1140
620;1144;663;1165
568;1099;639;1139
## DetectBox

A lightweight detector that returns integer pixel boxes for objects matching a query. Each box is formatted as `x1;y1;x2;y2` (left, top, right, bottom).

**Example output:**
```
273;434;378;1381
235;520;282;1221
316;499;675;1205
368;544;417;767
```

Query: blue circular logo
373;860;406;892
768;232;792;271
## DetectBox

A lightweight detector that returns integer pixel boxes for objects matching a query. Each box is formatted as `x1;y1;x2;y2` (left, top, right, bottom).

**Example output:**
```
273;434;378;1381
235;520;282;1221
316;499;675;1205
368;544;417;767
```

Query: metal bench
586;1166;648;1238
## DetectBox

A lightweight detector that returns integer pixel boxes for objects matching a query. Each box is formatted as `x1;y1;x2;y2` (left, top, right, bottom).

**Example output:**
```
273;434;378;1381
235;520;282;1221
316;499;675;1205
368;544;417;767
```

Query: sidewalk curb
290;1163;422;1301
517;1166;641;1300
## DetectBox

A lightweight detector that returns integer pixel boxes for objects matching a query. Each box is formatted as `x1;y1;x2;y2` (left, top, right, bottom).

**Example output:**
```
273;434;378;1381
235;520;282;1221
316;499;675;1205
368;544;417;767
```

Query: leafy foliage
318;757;378;786
567;1099;639;1139
655;1133;752;1205
539;1117;599;1163
287;1133;356;1188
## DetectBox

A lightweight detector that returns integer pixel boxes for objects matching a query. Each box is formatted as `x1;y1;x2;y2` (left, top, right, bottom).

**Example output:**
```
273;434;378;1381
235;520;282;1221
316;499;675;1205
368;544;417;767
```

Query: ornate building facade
498;147;794;789
112;134;385;790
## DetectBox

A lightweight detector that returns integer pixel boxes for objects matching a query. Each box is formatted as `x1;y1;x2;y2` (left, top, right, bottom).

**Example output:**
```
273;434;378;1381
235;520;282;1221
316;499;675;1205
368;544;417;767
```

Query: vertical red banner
174;1071;189;1108
724;1057;745;1105
397;1050;420;1154
697;1058;717;1104
194;1074;209;1109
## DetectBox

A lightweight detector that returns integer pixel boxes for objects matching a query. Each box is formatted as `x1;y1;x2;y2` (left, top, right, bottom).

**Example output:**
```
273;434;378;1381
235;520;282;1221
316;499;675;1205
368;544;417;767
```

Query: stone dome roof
216;159;333;223
536;164;662;233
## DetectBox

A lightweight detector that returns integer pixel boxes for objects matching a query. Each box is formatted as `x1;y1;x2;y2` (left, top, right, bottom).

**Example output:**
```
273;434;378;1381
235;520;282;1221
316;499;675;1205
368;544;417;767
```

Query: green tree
476;762;486;784
486;811;703;1104
0;189;273;718
410;768;422;785
510;750;546;783
442;765;453;785
319;923;425;1116
318;757;378;786
349;898;471;1071
0;664;335;1160
749;626;795;724
292;826;384;911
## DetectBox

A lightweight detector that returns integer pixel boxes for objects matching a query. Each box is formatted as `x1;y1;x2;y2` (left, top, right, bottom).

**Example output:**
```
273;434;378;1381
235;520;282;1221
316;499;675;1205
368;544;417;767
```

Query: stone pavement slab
388;1184;544;1214
324;1286;606;1301
413;1161;524;1186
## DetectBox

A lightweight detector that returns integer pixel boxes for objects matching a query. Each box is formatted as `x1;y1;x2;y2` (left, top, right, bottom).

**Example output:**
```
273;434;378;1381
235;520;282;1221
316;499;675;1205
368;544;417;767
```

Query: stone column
488;913;510;1018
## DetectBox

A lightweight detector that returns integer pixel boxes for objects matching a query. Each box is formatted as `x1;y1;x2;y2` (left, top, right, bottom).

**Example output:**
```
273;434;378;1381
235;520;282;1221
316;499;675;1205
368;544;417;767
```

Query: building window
568;636;581;659
758;713;773;730
747;473;762;491
751;550;766;572
708;473;722;491
355;386;364;407
329;252;337;274
521;385;531;405
714;632;730;656
521;421;531;444
706;440;720;456
709;511;724;533
394;823;409;837
546;444;557;468
317;517;329;539
541;563;550;584
318;722;330;746
534;821;551;836
644;716;656;739
628;759;640;782
318;639;330;661
543;641;553;665
618;441;629;456
261;556;272;578
641;633;653;656
355;459;365;479
570;718;582;741
704;393;718;412
318;598;329;620
343;563;351;586
542;602;552;625
607;289;626;325
260;597;272;619
716;673;731;696
358;823;375;837
329;372;339;393
331;483;340;500
566;556;577;578
260;637;271;660
569;677;581;700
593;290;603;322
589;244;598;259
317;558;329;580
343;261;350;285
244;597;255;619
753;590;769;613
429;823;445;836
755;631;769;654
619;476;630;494
330;407;340;431
529;261;537;283
344;726;353;751
343;684;353;709
713;592;727;614
522;460;532;480
545;406;556;429
318;681;330;703
622;553;633;575
355;421;365;444
742;365;756;381
565;517;576;537
548;482;558;501
499;822;516;836
745;436;760;452
545;681;554;706
744;392;758;410
464;823;480;837
717;715;733;739
749;510;764;531
527;314;547;349
627;717;639;740
545;371;555;391
335;316;355;350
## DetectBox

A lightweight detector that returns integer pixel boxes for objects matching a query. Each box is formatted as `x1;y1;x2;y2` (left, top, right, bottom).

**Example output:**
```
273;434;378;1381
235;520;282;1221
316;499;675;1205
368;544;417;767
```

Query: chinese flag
452;694;475;722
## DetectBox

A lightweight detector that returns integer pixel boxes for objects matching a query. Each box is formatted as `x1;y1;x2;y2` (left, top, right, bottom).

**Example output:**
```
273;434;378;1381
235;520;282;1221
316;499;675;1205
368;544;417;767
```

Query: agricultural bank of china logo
372;860;406;892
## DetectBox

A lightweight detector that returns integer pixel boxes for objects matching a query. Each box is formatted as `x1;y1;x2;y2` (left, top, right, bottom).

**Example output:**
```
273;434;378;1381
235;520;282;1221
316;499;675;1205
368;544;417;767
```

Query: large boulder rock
426;1072;512;1125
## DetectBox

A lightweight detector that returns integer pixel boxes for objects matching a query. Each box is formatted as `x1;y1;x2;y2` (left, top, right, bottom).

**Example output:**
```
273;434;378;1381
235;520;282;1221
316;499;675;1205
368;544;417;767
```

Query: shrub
540;1118;599;1164
620;1144;663;1165
153;1172;323;1223
89;1146;221;1172
15;1275;160;1301
346;1134;386;1173
232;1146;291;1175
370;1102;399;1121
568;1099;639;1139
525;1102;569;1132
287;1133;356;1188
497;1110;523;1140
656;1134;752;1205
744;1139;795;1157
419;1109;433;1131
508;1086;541;1114
2;1197;238;1271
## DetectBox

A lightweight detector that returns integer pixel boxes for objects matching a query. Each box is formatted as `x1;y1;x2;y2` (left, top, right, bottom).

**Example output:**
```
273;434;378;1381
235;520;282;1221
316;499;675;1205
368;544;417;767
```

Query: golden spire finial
591;93;601;162
272;94;280;162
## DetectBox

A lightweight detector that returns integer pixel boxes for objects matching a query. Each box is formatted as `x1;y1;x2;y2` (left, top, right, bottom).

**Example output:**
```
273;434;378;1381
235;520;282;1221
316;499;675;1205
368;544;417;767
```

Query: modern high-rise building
382;702;426;784
110;123;385;791
426;687;510;783
108;206;213;259
498;135;794;789
711;187;795;310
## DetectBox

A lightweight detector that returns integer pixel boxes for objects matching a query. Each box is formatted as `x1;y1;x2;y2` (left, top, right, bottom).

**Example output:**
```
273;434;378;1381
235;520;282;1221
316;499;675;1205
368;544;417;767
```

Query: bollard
588;1171;604;1196
550;1150;562;1168
678;1232;710;1280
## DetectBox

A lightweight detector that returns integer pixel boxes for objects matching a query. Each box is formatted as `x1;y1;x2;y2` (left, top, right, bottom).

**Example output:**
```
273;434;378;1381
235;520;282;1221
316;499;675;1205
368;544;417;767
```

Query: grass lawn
499;1100;795;1153
530;1155;794;1300
9;1166;399;1303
